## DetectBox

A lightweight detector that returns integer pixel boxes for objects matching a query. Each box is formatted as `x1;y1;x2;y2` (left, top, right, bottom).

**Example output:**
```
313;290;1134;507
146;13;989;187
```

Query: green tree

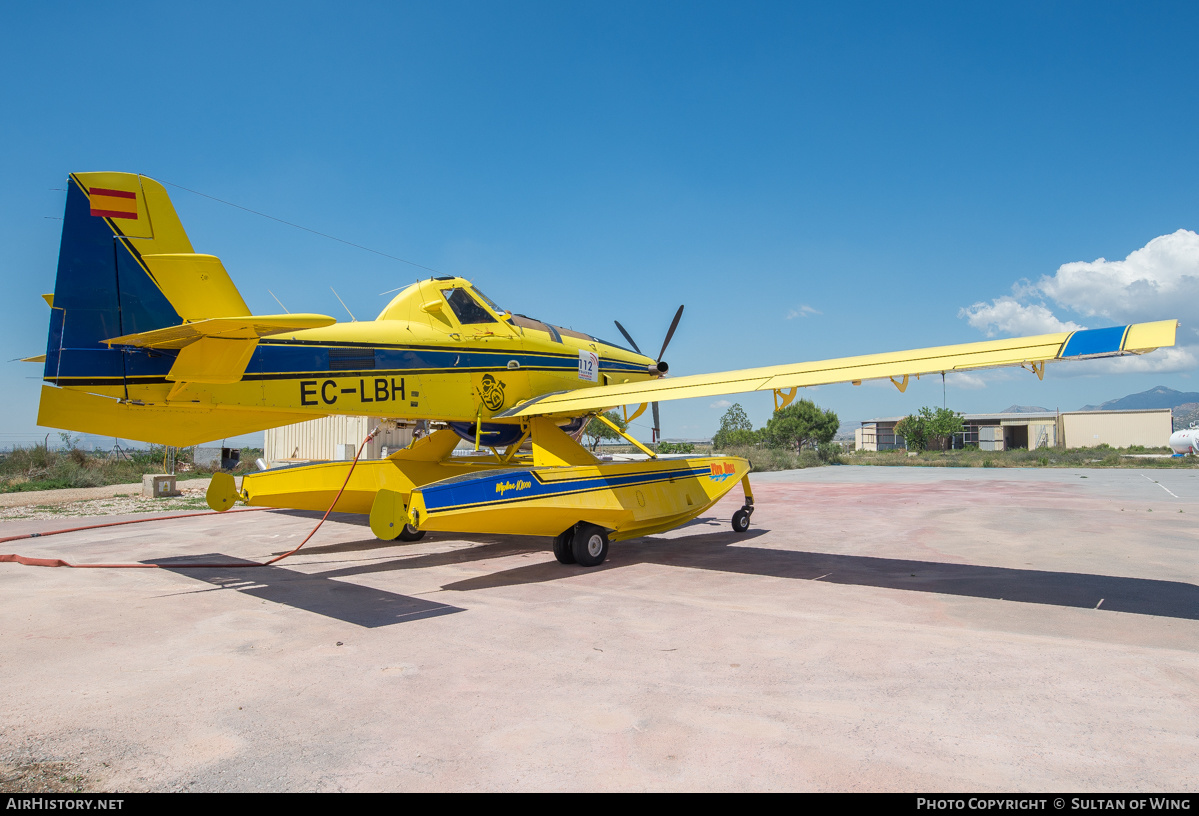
713;403;762;449
764;399;839;452
895;406;964;451
926;407;965;451
894;412;928;451
583;410;628;451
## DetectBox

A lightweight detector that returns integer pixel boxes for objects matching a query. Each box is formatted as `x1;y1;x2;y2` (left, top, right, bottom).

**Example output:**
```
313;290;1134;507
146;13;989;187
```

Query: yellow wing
500;320;1179;419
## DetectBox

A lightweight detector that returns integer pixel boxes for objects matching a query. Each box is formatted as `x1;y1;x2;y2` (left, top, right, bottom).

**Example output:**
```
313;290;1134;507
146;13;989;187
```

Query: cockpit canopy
376;277;505;324
376;276;638;353
442;286;497;324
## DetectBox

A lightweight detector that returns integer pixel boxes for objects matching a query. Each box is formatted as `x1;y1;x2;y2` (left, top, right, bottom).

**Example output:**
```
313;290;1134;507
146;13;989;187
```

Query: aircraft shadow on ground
155;554;463;628
213;511;1199;623
314;519;1199;622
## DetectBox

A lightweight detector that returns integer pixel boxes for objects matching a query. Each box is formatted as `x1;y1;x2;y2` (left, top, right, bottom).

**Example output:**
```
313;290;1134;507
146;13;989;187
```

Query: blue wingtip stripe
1059;325;1130;358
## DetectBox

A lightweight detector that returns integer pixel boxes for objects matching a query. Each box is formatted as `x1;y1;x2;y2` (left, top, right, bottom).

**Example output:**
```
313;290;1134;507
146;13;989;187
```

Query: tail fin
38;173;334;446
43;172;252;388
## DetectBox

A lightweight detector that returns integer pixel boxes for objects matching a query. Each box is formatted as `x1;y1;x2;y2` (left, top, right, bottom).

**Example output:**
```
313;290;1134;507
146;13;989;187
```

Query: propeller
657;304;684;364
614;304;684;443
613;321;642;355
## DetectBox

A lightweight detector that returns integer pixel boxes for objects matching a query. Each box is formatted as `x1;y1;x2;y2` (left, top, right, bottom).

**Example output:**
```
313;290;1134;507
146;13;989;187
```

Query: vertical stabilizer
44;173;202;388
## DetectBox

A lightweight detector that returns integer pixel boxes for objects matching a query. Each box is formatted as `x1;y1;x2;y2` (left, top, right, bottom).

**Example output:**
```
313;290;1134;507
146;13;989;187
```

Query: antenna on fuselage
268;290;291;314
330;287;357;322
378;279;421;297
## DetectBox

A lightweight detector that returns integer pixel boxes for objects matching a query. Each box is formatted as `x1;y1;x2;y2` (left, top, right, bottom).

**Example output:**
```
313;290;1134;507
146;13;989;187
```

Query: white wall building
264;415;416;463
856;409;1172;451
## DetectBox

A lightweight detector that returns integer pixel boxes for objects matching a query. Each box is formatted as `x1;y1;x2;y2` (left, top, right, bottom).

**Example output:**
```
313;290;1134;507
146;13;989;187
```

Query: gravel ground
0;480;214;520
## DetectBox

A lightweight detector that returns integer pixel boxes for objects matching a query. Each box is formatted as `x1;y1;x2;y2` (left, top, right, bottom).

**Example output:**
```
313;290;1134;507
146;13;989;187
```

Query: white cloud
959;230;1199;376
959;297;1082;337
709;399;732;409
1038;229;1199;324
785;305;821;320
946;372;988;390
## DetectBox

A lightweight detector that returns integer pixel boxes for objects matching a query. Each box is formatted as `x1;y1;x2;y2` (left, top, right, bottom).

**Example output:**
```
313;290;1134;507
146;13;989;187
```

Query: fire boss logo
480;374;506;411
708;462;736;482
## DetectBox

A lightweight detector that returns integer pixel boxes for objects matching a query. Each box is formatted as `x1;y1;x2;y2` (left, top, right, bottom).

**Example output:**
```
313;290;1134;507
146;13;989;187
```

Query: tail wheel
553;528;576;564
732;509;751;533
571;523;609;567
397;524;426;542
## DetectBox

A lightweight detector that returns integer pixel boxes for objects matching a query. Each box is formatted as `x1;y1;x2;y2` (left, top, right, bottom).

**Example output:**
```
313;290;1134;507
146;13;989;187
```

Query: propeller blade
652;401;661;442
657;305;684;361
613;320;642;355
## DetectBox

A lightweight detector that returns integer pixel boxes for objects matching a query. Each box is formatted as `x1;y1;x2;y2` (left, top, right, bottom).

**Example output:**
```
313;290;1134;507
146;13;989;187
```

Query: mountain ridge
1077;385;1199;412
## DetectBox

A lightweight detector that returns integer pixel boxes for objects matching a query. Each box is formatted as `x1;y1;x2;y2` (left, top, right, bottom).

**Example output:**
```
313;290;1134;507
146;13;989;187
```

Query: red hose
0;431;375;570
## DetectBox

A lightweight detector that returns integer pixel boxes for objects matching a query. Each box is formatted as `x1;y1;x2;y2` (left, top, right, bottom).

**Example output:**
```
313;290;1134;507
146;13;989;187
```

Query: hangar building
854;409;1172;451
264;415;415;463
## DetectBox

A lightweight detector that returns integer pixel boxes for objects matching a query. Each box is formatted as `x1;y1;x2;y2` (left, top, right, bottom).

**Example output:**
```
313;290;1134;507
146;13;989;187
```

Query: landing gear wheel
732;509;751;533
397;524;426;542
553;528;576;564
571;523;609;567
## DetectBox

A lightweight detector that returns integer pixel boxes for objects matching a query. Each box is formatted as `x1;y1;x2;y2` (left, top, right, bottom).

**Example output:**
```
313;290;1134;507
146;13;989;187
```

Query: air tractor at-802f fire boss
30;172;1180;566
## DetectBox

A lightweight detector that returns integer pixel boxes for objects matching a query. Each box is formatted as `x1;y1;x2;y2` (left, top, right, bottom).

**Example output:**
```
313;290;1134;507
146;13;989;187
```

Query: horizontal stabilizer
500;320;1180;418
104;314;336;350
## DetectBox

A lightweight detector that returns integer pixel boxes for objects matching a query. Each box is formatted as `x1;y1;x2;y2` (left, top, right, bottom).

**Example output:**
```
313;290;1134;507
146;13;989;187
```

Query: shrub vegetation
0;441;263;493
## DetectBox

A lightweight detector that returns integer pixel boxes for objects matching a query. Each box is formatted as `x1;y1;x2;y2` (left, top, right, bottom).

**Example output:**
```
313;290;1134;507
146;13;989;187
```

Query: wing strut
595;413;657;459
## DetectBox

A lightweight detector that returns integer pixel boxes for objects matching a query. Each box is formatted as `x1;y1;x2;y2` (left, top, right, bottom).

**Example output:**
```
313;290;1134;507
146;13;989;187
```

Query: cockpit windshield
441;288;496;324
470;286;504;315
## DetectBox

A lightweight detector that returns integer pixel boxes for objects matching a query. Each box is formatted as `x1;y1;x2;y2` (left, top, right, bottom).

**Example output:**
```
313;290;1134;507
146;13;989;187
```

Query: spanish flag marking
89;187;139;220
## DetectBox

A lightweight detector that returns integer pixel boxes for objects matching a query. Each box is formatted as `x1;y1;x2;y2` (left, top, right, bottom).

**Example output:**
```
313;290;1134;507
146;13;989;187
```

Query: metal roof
861;408;1172;425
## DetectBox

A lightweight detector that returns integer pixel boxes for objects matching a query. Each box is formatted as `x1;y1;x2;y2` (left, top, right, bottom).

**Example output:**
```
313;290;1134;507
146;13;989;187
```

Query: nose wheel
732;507;752;533
732;474;754;533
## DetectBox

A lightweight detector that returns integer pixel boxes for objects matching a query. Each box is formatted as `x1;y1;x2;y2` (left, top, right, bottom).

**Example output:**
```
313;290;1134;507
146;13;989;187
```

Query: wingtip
1124;319;1178;352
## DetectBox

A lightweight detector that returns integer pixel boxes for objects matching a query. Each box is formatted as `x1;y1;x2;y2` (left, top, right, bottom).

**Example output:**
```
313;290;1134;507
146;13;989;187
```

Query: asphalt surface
1;465;1196;791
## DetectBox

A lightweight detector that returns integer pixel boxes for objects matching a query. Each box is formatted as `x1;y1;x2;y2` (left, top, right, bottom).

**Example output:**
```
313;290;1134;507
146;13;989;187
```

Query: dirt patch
0;487;212;521
0;753;93;793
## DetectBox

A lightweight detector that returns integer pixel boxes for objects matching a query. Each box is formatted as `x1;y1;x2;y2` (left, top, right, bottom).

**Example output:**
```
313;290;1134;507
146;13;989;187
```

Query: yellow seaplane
32;172;1179;567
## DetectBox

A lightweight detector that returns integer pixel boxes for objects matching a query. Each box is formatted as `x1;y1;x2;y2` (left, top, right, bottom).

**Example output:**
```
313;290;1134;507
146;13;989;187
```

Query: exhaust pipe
648;361;669;377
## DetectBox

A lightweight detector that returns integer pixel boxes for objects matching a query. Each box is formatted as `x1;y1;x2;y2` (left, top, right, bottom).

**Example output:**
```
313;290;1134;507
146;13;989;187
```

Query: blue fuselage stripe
420;466;715;513
47;342;649;381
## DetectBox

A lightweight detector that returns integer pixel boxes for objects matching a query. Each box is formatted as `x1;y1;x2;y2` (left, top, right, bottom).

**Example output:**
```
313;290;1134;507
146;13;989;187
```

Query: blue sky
3;1;1198;445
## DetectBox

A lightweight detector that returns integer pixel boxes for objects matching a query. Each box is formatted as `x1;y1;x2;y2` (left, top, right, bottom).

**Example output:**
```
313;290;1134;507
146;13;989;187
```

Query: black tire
571;523;609;567
732;509;751;533
553;528;576;564
397;524;426;542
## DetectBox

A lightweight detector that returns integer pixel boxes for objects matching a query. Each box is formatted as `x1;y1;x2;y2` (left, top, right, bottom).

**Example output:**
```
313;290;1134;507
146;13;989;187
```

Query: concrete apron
0;465;1196;791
